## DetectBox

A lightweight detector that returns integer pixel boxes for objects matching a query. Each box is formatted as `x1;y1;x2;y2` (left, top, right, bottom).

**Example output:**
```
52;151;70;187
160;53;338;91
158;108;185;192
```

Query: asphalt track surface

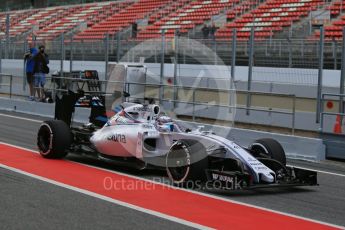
1;110;345;229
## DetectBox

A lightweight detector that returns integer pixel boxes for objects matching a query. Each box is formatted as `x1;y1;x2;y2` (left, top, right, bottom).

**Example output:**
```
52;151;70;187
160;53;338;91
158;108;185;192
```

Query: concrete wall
0;59;341;87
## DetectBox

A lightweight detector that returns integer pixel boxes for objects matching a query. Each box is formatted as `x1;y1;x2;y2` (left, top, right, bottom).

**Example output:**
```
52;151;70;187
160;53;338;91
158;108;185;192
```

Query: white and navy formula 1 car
37;97;317;190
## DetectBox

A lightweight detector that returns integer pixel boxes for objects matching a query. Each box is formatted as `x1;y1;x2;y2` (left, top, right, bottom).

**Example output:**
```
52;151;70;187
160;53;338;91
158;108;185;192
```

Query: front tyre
166;140;208;186
37;120;72;159
250;138;286;166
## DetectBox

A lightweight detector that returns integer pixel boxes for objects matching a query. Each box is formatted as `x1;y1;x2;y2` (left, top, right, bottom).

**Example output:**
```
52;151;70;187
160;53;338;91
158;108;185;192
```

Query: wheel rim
37;124;52;155
166;143;191;183
251;143;270;158
251;143;287;174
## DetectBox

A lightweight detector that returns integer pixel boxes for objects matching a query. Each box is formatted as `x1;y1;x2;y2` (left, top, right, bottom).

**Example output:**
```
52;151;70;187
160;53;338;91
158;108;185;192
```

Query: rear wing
52;70;106;127
52;64;148;127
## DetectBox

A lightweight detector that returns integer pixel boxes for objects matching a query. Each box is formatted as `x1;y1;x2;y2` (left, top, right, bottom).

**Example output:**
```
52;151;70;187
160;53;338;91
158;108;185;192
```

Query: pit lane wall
0;97;326;161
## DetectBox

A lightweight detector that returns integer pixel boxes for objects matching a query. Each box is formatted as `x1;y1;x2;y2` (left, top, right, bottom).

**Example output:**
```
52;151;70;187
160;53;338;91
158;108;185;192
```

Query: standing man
201;24;209;40
209;22;217;40
33;44;49;102
132;22;137;38
24;45;38;101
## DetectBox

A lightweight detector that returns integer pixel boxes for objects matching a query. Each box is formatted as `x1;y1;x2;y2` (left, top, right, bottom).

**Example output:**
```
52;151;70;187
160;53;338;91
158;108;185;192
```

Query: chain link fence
0;35;342;70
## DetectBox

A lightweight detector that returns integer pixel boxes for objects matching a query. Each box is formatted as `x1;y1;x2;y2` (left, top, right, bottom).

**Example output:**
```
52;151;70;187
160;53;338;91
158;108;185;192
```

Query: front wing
205;167;318;190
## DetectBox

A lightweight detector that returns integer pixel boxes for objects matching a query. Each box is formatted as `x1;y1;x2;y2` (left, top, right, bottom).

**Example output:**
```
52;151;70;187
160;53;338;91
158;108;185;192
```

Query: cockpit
105;103;182;133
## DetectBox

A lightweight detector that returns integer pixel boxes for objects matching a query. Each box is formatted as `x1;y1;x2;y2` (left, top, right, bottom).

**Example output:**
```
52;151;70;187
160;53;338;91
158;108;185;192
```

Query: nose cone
260;172;275;183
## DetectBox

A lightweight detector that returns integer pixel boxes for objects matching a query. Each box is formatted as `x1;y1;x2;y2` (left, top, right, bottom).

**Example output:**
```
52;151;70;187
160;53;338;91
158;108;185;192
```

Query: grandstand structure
216;0;325;40
315;0;345;40
137;0;237;39
0;0;343;70
74;0;170;40
0;0;341;42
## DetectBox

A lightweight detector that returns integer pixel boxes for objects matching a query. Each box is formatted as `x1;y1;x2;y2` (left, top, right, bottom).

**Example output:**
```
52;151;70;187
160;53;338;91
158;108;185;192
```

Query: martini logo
108;134;126;143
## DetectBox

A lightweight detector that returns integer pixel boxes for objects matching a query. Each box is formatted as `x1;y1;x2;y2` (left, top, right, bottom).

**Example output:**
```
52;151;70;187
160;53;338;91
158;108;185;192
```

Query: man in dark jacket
201;24;209;39
33;45;49;102
24;46;38;101
209;22;217;40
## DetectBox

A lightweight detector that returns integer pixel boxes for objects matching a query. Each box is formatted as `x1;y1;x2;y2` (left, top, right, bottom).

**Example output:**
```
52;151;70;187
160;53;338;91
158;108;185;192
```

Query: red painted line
0;144;340;230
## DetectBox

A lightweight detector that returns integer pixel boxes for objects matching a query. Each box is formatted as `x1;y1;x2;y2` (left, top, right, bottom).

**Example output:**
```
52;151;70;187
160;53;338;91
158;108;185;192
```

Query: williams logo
107;134;126;143
211;173;243;190
212;173;234;183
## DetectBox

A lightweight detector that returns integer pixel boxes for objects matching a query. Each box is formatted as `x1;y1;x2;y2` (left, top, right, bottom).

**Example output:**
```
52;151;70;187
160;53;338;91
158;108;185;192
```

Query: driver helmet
157;115;173;125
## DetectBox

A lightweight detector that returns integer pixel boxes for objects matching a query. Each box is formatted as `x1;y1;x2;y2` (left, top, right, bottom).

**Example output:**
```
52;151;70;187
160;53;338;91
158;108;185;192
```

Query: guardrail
0;74;297;134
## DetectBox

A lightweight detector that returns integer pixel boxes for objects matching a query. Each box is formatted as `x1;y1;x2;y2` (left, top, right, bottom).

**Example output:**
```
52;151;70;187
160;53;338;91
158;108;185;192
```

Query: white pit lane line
0;163;212;230
0;113;42;123
0;141;344;229
287;165;345;178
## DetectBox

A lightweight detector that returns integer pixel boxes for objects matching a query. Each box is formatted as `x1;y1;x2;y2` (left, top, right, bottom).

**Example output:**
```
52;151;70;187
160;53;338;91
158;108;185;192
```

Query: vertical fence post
269;30;272;47
309;12;312;36
301;39;304;58
154;42;158;63
292;95;296;135
116;32;121;62
334;39;338;70
105;33;109;80
173;30;179;108
214;39;217;65
131;40;135;62
189;37;193;56
23;39;28;91
246;27;254;115
231;29;236;89
9;75;12;98
320;94;324;132
5;14;9;59
0;40;2;73
81;40;85;61
32;29;36;47
160;30;165;103
192;90;196;122
126;41;130;62
0;40;2;89
316;26;324;123
265;39;268;56
288;37;292;68
60;33;64;78
339;27;345;115
279;41;282;57
230;29;237;117
70;36;73;72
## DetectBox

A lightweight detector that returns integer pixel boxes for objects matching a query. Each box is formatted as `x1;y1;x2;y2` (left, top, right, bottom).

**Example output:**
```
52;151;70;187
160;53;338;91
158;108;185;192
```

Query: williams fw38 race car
36;70;317;190
37;101;318;190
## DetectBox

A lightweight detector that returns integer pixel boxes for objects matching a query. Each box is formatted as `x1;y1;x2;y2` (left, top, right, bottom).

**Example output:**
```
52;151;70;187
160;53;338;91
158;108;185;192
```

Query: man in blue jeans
33;45;49;102
24;45;38;101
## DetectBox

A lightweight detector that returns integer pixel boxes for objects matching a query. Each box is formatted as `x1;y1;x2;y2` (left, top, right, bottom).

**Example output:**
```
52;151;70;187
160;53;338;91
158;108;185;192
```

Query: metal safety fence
1;26;345;135
0;73;297;134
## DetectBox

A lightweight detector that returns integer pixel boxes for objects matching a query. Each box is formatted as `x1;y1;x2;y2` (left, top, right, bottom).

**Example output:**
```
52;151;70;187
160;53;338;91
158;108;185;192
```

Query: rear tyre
166;140;208;186
250;138;286;166
37;120;72;159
